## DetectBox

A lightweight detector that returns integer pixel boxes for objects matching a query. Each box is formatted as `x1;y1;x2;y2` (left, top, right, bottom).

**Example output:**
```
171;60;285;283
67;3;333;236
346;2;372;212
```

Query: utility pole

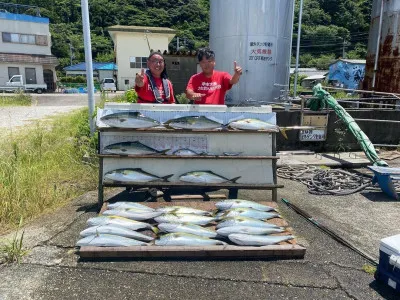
69;43;75;66
81;0;95;135
177;37;180;51
293;0;304;98
342;38;346;58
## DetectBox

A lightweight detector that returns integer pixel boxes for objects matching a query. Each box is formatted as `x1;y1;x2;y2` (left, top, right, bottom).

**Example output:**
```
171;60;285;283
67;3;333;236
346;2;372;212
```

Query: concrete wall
0;15;52;56
276;109;400;151
164;55;198;95
0;63;45;86
114;32;171;90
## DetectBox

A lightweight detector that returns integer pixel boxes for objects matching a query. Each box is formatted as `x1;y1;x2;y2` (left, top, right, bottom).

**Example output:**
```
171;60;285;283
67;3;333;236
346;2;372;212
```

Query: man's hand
191;93;206;101
135;68;145;87
234;61;242;76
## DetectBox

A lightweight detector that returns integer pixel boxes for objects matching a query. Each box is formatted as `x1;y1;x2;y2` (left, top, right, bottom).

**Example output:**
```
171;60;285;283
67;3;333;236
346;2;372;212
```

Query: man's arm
186;89;205;102
229;61;242;85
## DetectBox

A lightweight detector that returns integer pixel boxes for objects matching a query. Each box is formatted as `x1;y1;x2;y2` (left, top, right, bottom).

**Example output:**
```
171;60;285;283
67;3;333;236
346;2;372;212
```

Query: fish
179;171;240;184
154;213;216;225
102;209;162;221
107;202;154;211
76;234;148;247
87;216;158;233
216;217;280;229
228;118;279;131
104;168;173;184
100;111;160;128
165;116;223;130
80;225;154;242
155;206;211;216
228;234;294;246
215;208;280;220
155;233;226;246
158;223;217;238
172;148;207;156
103;141;169;155
215;199;276;212
216;226;285;237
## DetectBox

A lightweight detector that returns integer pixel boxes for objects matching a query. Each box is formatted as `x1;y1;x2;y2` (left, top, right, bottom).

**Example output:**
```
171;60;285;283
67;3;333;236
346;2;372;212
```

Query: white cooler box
376;234;400;292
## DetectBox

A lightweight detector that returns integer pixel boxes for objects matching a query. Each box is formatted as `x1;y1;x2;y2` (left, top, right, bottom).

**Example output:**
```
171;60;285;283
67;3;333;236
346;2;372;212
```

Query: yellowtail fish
103;141;169;155
76;234;148;247
100;111;160;128
179;171;240;184
228;234;294;246
155;233;226;246
80;225;153;242
104;168;173;183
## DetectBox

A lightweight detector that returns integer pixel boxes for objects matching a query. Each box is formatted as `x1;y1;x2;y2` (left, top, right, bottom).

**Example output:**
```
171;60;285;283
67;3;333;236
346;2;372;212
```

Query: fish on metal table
102;209;162;221
228;118;279;131
80;225;154;242
228;234;294;246
216;217;280;229
103;141;169;155
154;213;215;225
216;226;285;237
76;234;148;247
158;223;217;238
216;208;280;220
155;233;226;246
179;171;240;184
104;168;173;183
155;206;211;216
165;116;223;130
100;111;160;128
215;199;276;212
107;202;154;211
172;148;207;156
87;216;158;232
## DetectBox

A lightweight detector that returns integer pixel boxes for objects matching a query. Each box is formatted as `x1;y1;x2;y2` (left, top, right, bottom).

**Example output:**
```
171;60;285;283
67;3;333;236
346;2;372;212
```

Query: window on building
129;56;147;69
25;68;37;84
8;67;19;79
124;79;129;85
2;32;48;46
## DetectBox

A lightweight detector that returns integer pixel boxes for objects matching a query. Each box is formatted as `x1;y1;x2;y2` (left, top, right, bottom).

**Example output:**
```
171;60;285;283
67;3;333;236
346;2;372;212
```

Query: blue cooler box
376;234;400;292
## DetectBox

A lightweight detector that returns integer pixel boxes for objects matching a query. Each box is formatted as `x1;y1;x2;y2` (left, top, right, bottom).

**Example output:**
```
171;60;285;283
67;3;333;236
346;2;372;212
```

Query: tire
36;88;43;94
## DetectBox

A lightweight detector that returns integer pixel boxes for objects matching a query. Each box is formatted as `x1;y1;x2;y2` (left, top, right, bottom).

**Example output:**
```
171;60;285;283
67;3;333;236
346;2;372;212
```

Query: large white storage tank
209;0;295;105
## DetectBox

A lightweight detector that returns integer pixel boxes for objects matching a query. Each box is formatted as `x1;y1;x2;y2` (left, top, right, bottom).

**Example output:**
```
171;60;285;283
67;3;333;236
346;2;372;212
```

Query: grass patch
0;218;29;263
0;107;98;233
362;264;377;275
0;93;32;106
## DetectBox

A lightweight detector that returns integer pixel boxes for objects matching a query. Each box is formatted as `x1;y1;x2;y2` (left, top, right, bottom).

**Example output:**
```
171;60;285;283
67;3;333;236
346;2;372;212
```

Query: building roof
302;75;326;81
290;68;328;77
330;59;366;66
107;25;176;35
0;11;49;24
63;62;117;71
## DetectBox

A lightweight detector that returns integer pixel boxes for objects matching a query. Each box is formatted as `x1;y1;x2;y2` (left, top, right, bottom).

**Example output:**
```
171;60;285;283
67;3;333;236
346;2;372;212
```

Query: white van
100;78;116;92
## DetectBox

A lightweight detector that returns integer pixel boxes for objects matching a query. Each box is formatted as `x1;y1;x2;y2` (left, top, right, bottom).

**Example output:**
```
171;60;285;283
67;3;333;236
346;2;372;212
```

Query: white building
0;11;58;91
107;25;176;91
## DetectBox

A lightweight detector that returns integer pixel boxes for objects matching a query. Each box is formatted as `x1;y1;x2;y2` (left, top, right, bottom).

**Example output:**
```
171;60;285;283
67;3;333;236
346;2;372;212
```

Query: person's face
148;54;165;77
199;56;215;74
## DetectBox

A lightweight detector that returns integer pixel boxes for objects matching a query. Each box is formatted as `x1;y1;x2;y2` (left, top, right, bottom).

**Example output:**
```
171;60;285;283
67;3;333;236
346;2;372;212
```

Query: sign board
299;129;326;141
300;114;328;142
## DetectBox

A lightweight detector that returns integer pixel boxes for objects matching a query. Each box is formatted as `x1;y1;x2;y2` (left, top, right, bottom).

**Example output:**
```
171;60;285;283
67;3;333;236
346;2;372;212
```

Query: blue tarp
328;60;365;90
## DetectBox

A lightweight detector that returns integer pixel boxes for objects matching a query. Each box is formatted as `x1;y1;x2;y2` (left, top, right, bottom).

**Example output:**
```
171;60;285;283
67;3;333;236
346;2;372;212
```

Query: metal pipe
81;0;95;135
373;144;400;148
336;99;400;109
286;0;296;101
372;0;385;89
293;0;304;98
322;85;400;96
353;118;400;124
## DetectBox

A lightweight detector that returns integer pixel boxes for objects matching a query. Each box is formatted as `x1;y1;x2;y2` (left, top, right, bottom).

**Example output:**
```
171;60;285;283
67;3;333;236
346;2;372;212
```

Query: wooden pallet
78;200;306;259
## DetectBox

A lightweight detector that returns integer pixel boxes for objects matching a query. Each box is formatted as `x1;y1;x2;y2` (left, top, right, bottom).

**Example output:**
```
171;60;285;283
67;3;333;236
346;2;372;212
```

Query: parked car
0;75;47;93
100;78;117;92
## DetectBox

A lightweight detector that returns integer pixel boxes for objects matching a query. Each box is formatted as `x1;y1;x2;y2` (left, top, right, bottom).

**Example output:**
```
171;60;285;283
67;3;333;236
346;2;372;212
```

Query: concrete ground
1;161;399;299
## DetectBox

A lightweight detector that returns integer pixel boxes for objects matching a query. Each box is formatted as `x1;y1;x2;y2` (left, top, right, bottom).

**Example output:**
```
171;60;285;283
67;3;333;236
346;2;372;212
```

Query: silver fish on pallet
154;213;215;225
87;216;158;233
216;217;280;229
158;223;217;238
215;199;276;212
107;202;154;211
104;168;173;184
165;116;223;130
216;208;280;220
155;206;211;216
179;171;240;184
155;233;226;246
102;209;162;221
216;226;285;237
80;225;154;242
100;111;160;128
228;234;294;246
228;118;279;131
103;141;169;155
172;148;207;156
76;234;148;247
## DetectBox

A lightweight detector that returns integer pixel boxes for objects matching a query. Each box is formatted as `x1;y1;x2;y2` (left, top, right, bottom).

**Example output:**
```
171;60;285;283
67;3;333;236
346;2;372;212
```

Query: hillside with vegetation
3;0;372;70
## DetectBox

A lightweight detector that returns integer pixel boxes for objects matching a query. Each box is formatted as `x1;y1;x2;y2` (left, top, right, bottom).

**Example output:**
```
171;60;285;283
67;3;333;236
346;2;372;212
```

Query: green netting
310;84;388;167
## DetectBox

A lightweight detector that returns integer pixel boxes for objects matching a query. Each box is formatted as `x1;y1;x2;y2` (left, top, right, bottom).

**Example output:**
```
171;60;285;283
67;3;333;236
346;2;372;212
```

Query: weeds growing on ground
0;218;29;263
362;264;377;275
0;93;32;106
0;108;98;233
